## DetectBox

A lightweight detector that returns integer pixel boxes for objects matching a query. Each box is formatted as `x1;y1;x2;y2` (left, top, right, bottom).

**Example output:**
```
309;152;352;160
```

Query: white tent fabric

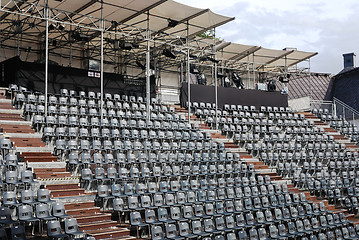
0;0;317;72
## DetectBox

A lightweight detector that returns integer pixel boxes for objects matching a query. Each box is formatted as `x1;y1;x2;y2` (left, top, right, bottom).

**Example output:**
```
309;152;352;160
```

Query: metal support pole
44;0;49;116
284;56;288;93
146;12;151;121
247;55;250;89
309;59;312;101
100;0;104;123
214;28;218;130
186;21;191;124
252;53;255;89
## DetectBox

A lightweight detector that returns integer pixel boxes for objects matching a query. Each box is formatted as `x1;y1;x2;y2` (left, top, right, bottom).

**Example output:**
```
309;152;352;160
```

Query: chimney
343;52;356;68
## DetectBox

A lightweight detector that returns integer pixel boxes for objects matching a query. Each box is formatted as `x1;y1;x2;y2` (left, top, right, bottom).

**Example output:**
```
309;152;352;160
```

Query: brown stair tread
21;152;54;156
34;168;66;172
46;183;79;190
65;202;95;209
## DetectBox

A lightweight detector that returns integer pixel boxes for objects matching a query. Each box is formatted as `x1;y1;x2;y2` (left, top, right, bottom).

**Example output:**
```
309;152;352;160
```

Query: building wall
332;69;359;111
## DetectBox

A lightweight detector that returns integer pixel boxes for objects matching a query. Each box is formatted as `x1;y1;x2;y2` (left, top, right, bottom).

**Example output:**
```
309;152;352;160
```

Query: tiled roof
276;73;333;101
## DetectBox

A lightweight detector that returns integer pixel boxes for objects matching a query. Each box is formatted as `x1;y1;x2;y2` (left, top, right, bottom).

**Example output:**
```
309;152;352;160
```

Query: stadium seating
2;85;358;239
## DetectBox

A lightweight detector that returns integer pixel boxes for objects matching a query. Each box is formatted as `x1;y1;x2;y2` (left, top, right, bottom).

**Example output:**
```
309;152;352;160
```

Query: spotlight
71;31;89;42
278;75;289;83
197;73;207;85
267;80;277;92
13;20;21;33
232;72;245;89
162;49;176;59
29;22;35;28
105;38;116;44
48;23;56;31
119;40;133;50
111;21;118;27
190;64;199;74
206;56;219;64
168;19;179;28
189;54;197;59
58;24;65;31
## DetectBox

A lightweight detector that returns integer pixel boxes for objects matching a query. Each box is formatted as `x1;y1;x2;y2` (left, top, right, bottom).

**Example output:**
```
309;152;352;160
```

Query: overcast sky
177;0;359;74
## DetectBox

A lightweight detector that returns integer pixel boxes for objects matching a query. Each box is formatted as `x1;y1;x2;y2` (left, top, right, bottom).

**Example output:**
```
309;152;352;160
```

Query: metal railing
310;97;359;128
310;100;334;114
333;97;359;127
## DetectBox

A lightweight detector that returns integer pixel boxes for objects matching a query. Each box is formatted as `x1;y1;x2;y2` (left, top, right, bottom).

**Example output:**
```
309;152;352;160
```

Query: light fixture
163;49;176;59
232;72;245;89
48;23;56;31
168;19;179;28
58;24;65;31
119;40;133;50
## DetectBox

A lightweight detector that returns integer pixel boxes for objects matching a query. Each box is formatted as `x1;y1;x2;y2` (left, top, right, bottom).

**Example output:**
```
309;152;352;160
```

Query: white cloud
176;0;359;74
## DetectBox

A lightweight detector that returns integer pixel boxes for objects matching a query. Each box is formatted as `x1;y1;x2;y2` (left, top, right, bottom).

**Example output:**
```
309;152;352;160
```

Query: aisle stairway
0;95;134;239
173;105;359;224
301;112;359;151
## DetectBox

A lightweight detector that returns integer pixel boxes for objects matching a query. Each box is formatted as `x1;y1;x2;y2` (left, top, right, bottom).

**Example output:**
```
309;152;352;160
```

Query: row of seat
81;166;263;184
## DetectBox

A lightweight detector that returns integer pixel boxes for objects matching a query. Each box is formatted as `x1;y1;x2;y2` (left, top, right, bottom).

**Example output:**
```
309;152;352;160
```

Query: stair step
75;213;112;223
34;168;67;173
23;156;58;162
79;220;117;231
11;137;46;147
65;202;95;210
0;125;34;133
46;183;79;190
21;152;54;158
35;172;72;179
86;228;130;240
50;189;85;198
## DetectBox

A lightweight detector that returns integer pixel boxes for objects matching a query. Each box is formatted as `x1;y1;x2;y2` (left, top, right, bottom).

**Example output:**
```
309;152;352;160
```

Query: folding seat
128;211;149;238
191;220;211;238
63;218;85;239
46;220;68;240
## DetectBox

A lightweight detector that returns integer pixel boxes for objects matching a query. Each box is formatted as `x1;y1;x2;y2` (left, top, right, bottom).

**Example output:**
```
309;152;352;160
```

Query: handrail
333;97;359;116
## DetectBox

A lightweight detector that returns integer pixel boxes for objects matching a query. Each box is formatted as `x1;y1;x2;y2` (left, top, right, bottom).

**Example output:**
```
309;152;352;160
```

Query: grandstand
1;0;359;240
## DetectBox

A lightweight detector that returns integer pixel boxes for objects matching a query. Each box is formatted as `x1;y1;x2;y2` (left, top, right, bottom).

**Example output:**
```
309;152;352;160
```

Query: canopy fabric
0;0;317;72
215;42;317;71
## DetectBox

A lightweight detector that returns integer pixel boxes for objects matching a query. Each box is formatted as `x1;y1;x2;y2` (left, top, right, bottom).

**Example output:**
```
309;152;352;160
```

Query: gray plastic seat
64;218;85;239
52;202;71;219
47;220;68;239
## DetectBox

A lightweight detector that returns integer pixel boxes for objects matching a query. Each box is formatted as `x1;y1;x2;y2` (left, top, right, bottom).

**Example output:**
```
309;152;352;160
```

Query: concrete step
86;228;131;240
0;120;31;125
0;109;22;114
72;212;111;223
27;161;66;169
16;146;54;152
5;132;42;138
0;99;12;103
